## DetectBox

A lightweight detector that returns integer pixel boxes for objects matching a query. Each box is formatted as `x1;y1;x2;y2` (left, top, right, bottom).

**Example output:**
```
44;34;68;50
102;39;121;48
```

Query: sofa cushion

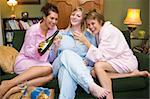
0;73;17;81
112;77;148;92
0;73;149;99
0;46;18;73
134;52;149;71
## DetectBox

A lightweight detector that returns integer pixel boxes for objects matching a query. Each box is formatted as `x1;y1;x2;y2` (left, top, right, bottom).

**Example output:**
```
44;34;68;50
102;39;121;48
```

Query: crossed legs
58;50;110;98
0;66;53;99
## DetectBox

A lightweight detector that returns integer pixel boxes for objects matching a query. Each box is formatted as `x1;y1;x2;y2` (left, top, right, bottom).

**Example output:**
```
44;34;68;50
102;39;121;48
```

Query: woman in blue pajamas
51;7;110;99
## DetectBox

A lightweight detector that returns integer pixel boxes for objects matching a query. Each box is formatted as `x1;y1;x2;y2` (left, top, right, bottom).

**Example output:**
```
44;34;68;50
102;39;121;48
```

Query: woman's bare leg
88;82;110;98
92;69;150;79
107;70;150;79
2;74;53;99
0;66;52;98
94;61;116;99
93;61;150;99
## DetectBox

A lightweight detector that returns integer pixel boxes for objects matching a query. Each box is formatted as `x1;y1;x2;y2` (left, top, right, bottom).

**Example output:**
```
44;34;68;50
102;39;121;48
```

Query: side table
131;37;149;54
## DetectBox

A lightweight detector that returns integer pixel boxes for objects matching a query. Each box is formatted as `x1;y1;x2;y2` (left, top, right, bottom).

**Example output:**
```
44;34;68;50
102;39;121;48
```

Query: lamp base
127;26;136;32
127;25;137;39
130;32;134;38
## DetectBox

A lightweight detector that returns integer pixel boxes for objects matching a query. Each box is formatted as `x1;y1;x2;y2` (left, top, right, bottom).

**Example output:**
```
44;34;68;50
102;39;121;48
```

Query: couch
0;30;149;99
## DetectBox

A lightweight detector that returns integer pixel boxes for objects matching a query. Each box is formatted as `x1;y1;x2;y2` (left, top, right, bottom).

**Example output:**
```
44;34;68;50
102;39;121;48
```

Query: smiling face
86;19;101;35
70;9;83;27
44;11;58;29
85;10;105;35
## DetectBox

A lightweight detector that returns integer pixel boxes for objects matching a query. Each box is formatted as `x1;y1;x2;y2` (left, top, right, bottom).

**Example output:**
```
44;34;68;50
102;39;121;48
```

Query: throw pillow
0;45;19;73
9;86;54;99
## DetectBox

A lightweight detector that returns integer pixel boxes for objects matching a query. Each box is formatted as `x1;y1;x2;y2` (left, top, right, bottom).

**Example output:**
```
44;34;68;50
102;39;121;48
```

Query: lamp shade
7;0;17;6
124;8;142;26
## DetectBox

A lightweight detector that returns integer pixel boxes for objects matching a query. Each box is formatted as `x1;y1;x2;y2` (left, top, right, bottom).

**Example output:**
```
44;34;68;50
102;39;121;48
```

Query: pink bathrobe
86;21;138;73
14;22;57;74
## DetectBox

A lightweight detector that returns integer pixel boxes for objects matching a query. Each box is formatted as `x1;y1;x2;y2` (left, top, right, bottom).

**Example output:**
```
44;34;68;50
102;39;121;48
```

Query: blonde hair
67;7;86;32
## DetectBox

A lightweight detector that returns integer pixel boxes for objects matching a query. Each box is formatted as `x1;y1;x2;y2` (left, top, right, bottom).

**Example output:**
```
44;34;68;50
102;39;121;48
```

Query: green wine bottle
38;30;59;55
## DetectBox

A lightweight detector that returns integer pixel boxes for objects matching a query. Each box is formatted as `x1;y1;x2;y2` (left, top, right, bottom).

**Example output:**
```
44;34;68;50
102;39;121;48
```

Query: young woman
75;10;150;99
0;3;60;99
51;7;110;99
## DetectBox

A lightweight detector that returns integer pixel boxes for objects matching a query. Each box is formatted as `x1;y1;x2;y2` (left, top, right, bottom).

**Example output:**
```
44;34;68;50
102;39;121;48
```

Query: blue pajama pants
52;50;93;99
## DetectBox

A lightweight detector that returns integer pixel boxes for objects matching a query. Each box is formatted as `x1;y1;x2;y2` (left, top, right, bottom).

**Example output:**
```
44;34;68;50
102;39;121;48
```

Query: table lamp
124;8;142;34
7;0;18;18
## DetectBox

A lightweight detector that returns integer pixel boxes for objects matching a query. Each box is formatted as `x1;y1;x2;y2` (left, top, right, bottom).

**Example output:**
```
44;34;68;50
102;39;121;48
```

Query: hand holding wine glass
52;35;62;53
73;31;83;44
53;35;62;46
73;31;91;48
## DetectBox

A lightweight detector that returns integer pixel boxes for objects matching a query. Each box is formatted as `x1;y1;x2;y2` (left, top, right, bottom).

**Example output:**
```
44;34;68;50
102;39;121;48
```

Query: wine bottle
38;30;59;55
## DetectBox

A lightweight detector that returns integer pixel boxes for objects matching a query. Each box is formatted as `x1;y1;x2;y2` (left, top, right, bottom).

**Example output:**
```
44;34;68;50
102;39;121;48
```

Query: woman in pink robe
75;10;150;99
0;3;60;99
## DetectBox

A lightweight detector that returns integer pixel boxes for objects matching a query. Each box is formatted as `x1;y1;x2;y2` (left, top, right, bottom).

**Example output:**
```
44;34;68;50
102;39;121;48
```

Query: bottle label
38;30;59;55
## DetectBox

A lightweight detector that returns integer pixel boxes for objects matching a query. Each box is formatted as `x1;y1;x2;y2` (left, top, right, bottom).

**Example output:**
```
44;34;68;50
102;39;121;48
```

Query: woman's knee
62;50;79;58
43;66;53;74
29;66;52;74
94;61;111;71
61;50;82;63
47;74;53;81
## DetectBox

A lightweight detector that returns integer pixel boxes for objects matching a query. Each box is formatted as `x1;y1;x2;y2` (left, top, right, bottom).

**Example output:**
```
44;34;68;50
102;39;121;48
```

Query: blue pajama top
58;29;97;67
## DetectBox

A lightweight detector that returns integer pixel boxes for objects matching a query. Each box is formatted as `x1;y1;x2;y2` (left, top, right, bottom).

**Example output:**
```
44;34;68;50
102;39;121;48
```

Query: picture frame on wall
18;0;40;5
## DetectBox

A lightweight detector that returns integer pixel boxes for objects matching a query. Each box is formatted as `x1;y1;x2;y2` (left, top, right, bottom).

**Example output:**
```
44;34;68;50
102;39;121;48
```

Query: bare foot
88;82;110;98
132;70;150;77
0;80;13;98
